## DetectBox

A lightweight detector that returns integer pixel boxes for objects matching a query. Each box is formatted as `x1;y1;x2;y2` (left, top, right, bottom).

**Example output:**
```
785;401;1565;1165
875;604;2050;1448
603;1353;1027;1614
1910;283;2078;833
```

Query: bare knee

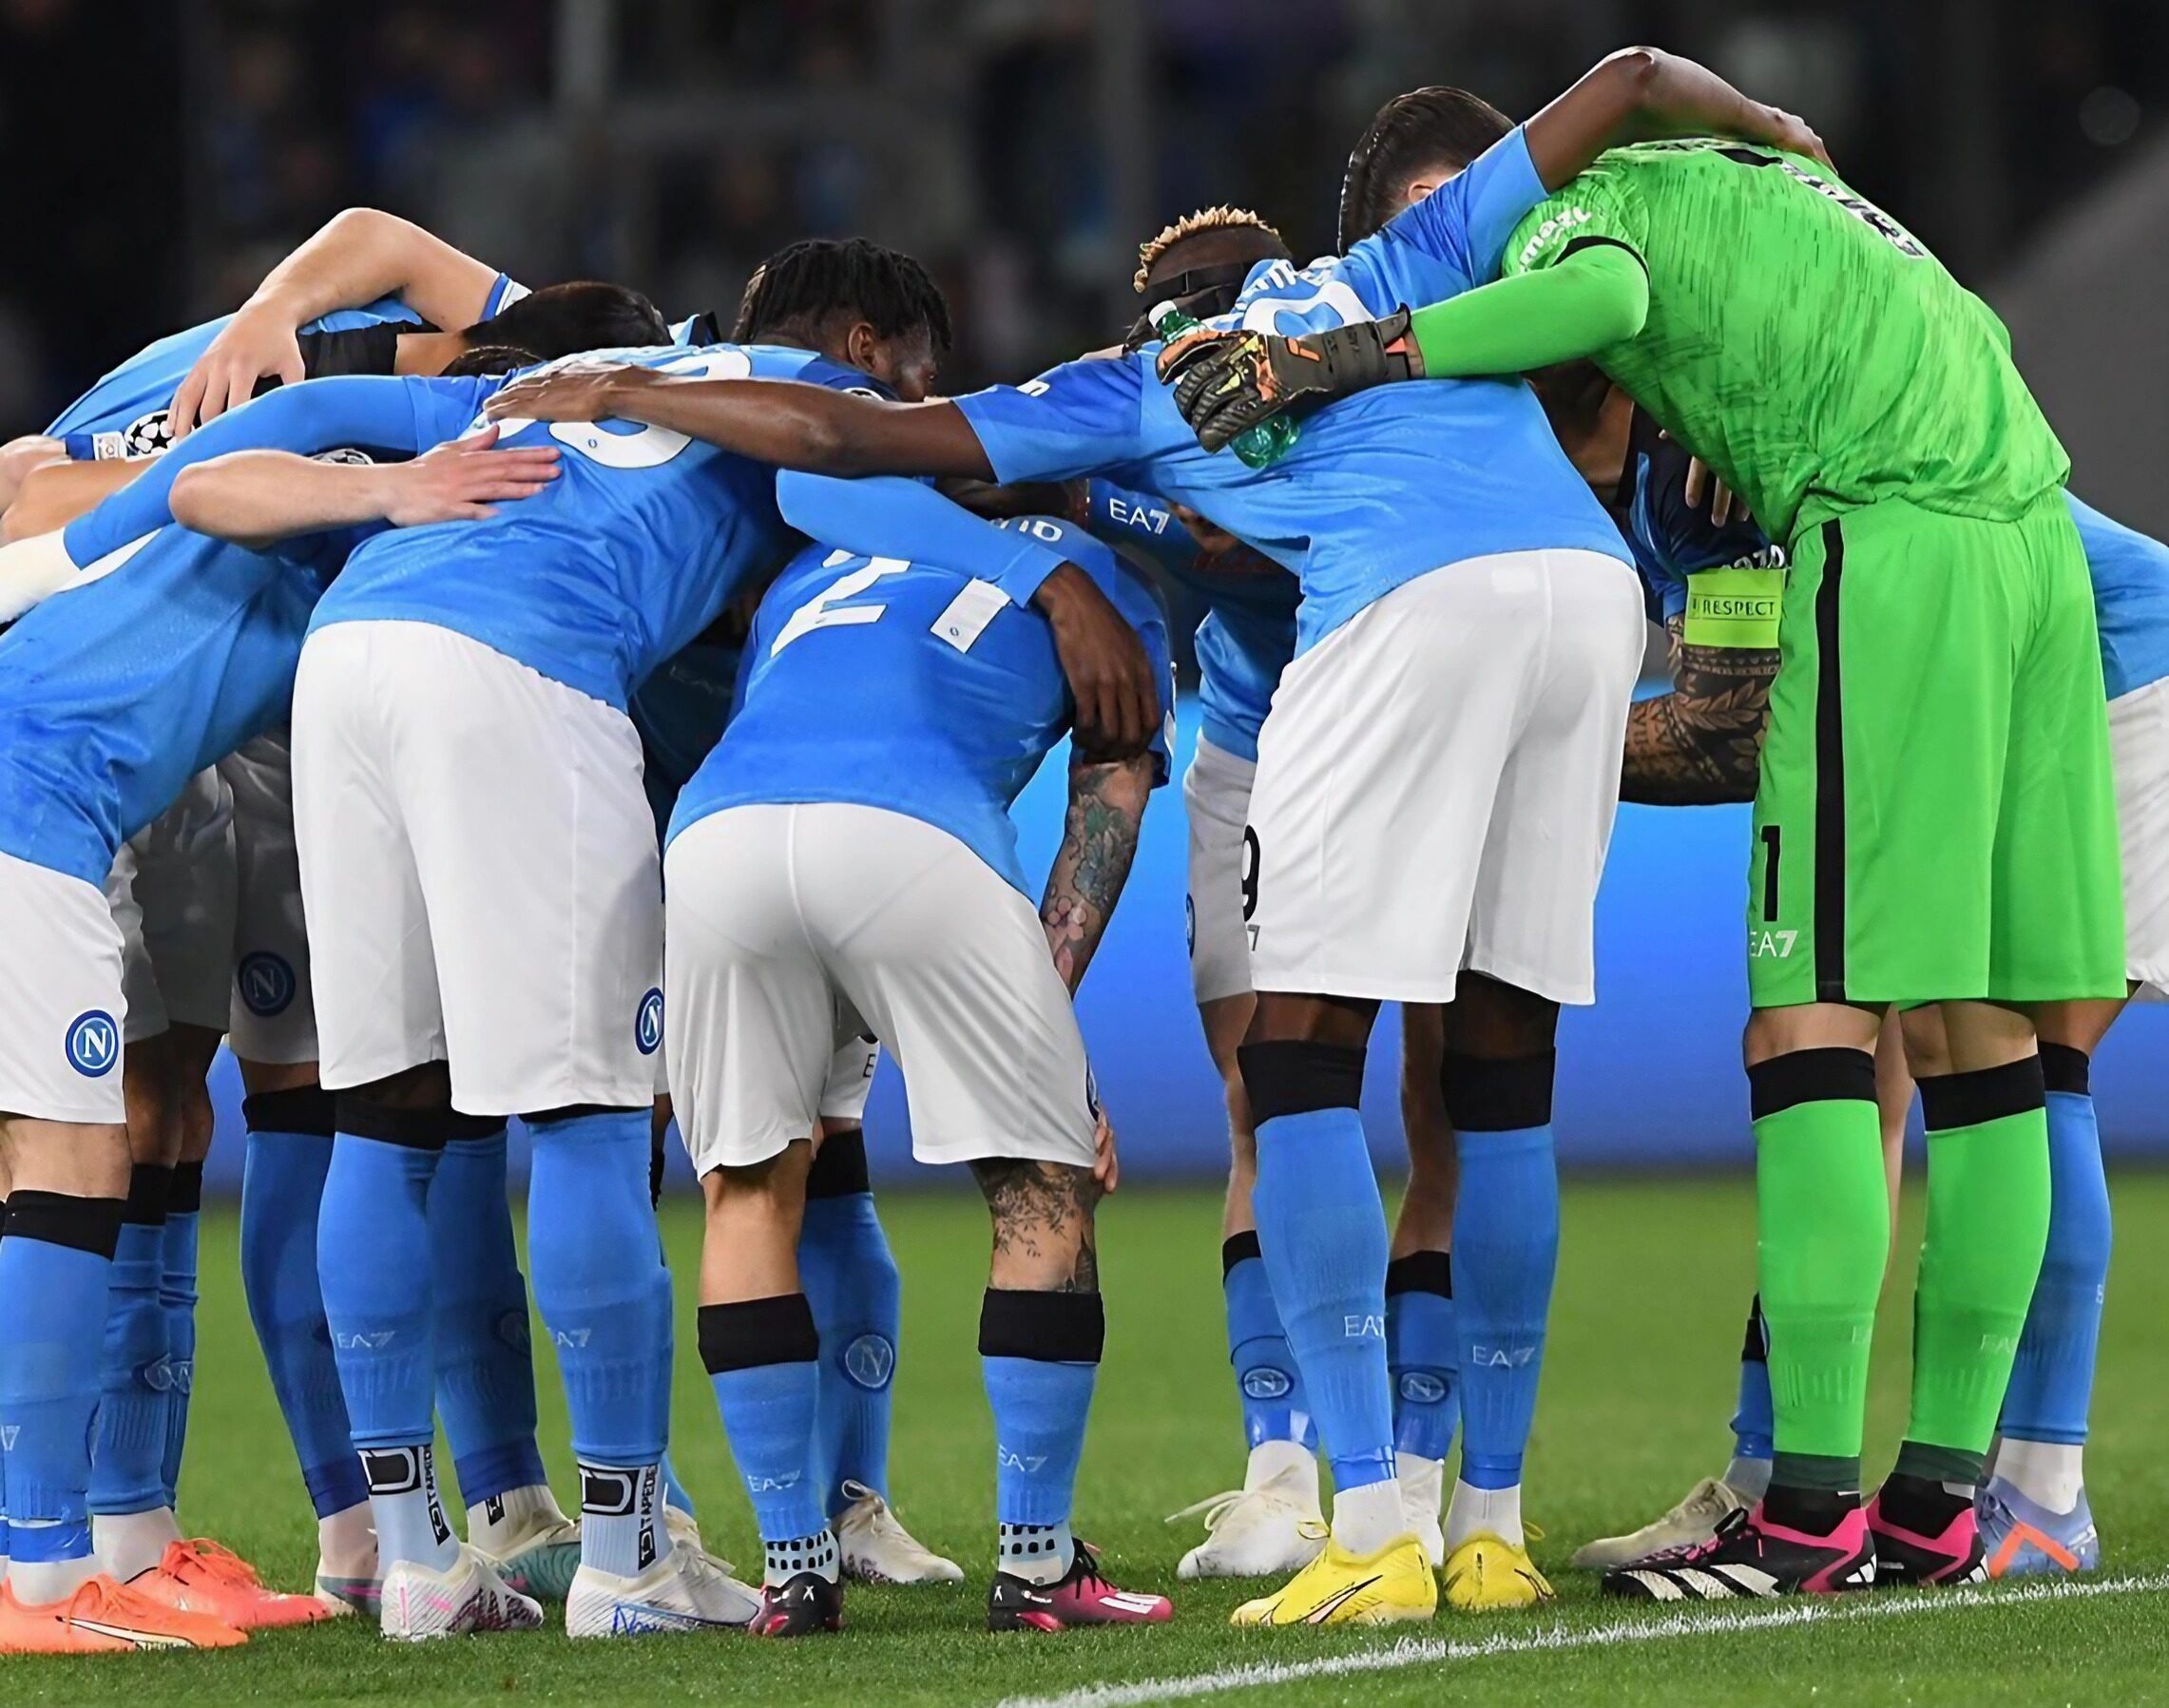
973;1156;1100;1292
349;1060;453;1111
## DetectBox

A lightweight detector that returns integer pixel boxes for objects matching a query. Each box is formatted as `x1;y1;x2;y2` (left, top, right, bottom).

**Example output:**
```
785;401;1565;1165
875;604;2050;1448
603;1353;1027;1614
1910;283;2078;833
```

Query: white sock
467;1480;569;1551
998;1520;1075;1585
317;1501;377;1580
1329;1477;1408;1556
93;1506;182;1582
361;1445;460;1574
1445;1478;1524;1550
1997;1439;2084;1515
579;1462;662;1579
763;1528;839;1587
1725;1455;1774;1503
1246;1438;1320;1501
7;1531;102;1604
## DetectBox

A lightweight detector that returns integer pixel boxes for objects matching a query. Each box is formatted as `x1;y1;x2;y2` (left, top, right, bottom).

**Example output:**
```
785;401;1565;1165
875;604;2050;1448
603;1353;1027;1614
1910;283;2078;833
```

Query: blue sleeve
1386;125;1547;288
1084;480;1195;576
775;470;1071;608
62;375;455;563
952;356;1148;486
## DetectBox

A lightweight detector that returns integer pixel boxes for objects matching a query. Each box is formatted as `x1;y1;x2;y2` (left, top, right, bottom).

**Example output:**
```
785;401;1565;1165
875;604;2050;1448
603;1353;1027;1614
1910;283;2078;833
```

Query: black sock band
1440;1050;1556;1132
169;1160;203;1215
805;1128;871;1199
1220;1230;1262;1276
335;1094;501;1149
979;1288;1105;1363
1385;1250;1452;1298
1917;1057;2045;1132
124;1163;174;1225
698;1294;818;1373
1748;1046;1877;1120
1238;1040;1366;1124
242;1084;336;1138
6;1191;125;1259
2039;1043;2091;1098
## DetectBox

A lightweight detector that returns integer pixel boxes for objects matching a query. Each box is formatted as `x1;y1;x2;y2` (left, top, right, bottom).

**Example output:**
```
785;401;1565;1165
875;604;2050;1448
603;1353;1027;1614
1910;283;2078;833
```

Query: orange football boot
0;1571;246;1652
129;1537;334;1629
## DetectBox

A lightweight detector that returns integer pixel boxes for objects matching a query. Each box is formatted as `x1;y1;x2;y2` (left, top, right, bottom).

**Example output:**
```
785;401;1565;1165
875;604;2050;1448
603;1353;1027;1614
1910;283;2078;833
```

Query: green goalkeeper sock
1750;1047;1888;1493
1901;1059;2052;1481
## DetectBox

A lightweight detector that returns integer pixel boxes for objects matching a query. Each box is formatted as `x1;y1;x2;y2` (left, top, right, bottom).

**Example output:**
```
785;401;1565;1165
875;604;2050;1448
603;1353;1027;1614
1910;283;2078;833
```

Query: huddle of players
0;38;2155;1659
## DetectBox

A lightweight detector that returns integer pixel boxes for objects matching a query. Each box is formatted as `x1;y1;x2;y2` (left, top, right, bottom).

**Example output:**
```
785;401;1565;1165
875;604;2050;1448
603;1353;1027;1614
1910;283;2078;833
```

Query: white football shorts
292;621;663;1114
2112;676;2169;995
1183;735;1257;1008
1245;549;1644;1006
663;802;1094;1176
0;850;129;1123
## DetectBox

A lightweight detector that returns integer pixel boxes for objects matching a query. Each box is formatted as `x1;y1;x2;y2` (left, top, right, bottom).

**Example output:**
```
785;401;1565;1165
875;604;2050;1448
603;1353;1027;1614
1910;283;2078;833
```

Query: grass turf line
7;1173;2167;1704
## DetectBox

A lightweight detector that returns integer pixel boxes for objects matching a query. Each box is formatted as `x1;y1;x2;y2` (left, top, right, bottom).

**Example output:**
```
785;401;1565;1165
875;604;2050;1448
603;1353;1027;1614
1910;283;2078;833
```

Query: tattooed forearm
1041;753;1152;992
970;1157;1102;1292
1621;640;1780;806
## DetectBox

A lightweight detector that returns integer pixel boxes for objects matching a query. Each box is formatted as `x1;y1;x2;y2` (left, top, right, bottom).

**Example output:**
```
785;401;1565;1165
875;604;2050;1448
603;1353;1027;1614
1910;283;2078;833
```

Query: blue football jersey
0;374;486;887
314;344;881;711
1607;407;1787;626
1083;479;1296;762
47;275;523;457
2069;493;2169;701
673;515;1174;894
953;132;1626;653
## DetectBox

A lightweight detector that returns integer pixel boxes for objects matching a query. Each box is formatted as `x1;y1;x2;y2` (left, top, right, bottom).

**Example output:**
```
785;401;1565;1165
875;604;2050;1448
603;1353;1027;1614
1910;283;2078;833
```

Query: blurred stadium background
9;0;2167;1179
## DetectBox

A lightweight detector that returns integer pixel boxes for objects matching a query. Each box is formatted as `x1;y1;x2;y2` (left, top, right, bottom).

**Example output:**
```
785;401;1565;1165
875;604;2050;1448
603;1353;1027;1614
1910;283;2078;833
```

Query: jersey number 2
770;551;1006;658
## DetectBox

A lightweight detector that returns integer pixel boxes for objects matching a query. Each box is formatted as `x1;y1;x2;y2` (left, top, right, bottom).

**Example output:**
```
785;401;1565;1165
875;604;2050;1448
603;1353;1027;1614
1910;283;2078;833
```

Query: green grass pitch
11;1172;2169;1704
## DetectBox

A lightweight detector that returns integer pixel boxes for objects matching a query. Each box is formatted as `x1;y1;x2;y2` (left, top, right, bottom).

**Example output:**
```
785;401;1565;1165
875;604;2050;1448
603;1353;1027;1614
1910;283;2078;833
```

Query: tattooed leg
969;1157;1102;1294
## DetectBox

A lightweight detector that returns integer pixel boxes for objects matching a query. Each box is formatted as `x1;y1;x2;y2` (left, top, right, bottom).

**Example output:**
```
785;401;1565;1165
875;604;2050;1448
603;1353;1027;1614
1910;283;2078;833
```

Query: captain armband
1681;566;1782;650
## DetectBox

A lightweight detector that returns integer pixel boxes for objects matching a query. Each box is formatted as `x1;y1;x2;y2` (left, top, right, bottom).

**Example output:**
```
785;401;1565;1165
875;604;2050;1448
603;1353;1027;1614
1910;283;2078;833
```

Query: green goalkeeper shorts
1748;493;2124;1008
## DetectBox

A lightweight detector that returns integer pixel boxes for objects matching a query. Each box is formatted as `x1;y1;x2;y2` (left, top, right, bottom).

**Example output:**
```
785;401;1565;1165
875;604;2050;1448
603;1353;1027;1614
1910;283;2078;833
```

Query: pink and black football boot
988;1543;1172;1632
1603;1502;1877;1600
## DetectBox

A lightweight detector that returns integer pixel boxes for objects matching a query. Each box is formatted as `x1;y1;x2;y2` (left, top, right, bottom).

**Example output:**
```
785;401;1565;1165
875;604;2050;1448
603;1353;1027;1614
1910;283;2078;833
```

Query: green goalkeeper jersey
1501;140;2068;540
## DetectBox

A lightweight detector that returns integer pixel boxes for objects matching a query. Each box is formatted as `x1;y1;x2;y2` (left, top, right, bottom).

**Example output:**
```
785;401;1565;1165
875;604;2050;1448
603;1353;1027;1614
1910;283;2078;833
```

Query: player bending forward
668;480;1175;1637
1184;118;2127;1595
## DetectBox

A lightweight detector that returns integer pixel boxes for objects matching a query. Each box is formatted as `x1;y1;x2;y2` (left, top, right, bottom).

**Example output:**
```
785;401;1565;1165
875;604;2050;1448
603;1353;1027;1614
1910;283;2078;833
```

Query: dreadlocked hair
732;238;952;354
1133;206;1286;295
1338;86;1513;251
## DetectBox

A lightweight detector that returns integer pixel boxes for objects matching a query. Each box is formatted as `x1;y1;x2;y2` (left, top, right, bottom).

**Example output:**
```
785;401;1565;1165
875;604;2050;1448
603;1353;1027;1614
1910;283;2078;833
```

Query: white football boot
835;1481;964;1584
378;1542;545;1641
566;1543;761;1637
1570;1477;1752;1570
1171;1443;1327;1580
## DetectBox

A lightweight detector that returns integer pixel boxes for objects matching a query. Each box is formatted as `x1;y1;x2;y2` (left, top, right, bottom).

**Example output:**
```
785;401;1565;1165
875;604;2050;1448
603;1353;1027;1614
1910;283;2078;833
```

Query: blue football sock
1385;1251;1458;1462
981;1288;1102;1583
799;1136;900;1515
1447;1052;1560;1492
317;1120;443;1454
158;1161;202;1506
0;1194;125;1597
1221;1232;1316;1449
1732;1295;1776;1463
700;1296;830;1570
527;1110;672;1569
1240;1042;1394;1494
2001;1051;2111;1448
90;1168;172;1521
427;1123;547;1508
240;1091;367;1519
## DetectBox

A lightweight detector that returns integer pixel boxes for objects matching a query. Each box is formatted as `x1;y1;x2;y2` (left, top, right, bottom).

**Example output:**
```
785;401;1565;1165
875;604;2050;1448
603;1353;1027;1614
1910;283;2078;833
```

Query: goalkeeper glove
1155;309;1423;453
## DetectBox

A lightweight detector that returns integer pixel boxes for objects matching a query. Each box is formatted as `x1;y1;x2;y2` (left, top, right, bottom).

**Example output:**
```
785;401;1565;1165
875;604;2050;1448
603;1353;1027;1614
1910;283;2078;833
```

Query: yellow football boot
1441;1530;1555;1612
1229;1526;1437;1628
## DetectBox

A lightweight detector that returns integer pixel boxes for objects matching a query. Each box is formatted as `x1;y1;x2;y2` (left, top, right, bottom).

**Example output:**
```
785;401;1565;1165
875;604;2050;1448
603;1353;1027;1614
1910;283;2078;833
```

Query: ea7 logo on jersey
1749;928;1799;958
1517;205;1593;269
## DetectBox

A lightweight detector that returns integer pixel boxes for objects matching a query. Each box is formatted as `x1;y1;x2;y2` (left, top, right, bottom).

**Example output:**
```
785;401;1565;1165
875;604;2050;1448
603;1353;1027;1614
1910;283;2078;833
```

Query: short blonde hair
1133;206;1285;295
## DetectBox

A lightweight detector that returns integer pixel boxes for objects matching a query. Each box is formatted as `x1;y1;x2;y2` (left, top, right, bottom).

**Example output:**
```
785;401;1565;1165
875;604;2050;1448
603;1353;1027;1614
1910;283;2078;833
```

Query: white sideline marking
994;1572;2169;1708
